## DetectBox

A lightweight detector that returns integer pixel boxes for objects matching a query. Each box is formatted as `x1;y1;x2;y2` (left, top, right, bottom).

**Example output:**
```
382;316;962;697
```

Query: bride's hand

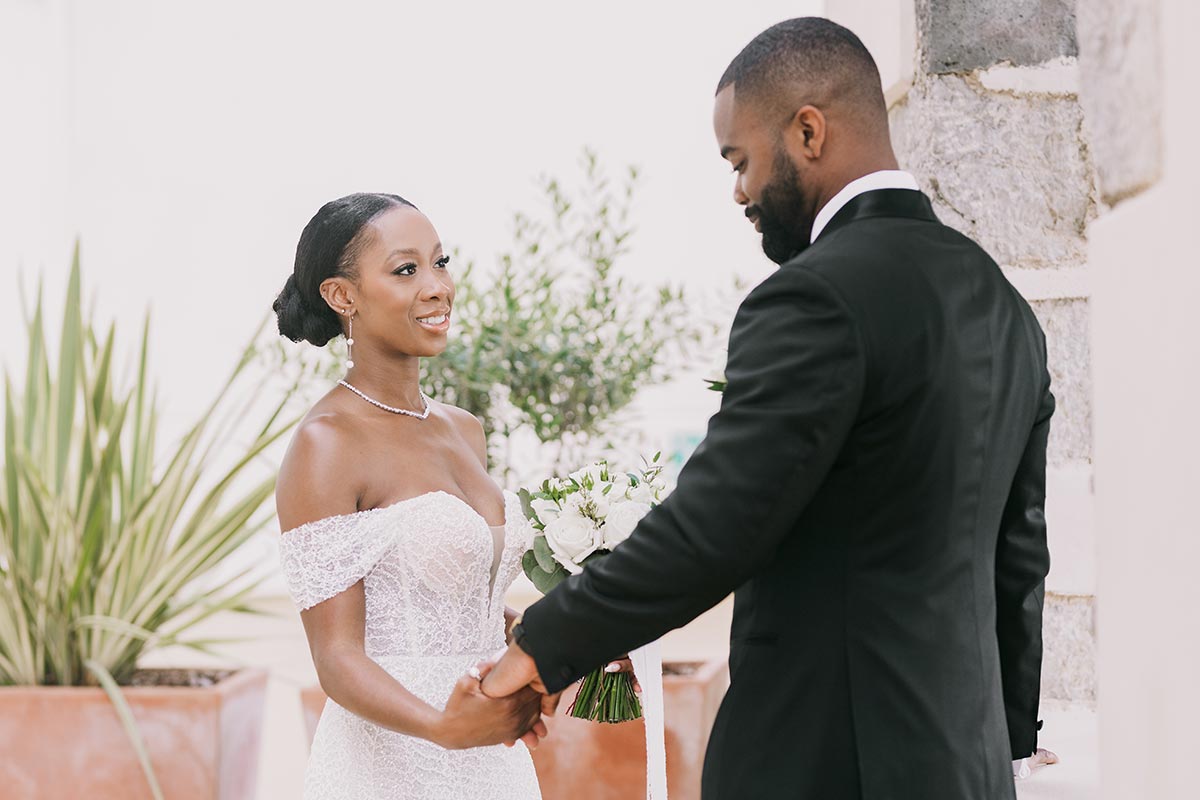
434;664;546;751
604;655;642;694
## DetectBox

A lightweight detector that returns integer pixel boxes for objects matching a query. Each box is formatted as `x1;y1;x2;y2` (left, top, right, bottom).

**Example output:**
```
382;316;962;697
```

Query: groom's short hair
718;17;888;135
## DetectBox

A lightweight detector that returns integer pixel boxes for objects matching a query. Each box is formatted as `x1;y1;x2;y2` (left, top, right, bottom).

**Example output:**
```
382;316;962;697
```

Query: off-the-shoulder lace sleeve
279;511;398;611
503;490;536;551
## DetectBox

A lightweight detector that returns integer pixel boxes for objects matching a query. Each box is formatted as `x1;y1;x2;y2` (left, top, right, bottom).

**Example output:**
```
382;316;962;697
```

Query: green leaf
517;488;536;522
53;245;82;493
520;550;540;583
528;564;569;594
532;534;558;574
84;659;164;800
0;254;301;687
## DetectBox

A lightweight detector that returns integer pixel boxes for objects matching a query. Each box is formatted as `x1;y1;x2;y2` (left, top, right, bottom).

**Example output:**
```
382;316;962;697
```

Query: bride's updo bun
273;192;416;346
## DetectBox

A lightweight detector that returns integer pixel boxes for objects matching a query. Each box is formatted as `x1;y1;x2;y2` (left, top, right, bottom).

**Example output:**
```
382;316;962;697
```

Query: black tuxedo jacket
520;189;1052;800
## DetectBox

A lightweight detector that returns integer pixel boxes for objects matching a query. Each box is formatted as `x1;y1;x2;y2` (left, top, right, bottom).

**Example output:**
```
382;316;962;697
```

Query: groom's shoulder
787;215;1003;308
742;259;849;310
791;220;920;279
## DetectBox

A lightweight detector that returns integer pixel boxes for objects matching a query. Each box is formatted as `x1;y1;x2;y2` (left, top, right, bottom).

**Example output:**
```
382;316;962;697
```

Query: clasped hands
436;643;638;751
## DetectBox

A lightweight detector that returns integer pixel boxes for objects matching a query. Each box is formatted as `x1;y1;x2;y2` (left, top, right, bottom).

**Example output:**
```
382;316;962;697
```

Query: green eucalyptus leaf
532;535;558;573
521;550;540;582
518;488;536;522
529;564;569;594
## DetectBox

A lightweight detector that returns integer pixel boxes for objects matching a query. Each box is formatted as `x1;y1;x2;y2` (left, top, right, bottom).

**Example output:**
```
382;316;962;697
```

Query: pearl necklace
338;380;432;420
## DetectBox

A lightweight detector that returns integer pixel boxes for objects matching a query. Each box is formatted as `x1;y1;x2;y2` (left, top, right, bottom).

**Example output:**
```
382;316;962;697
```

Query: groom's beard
751;148;812;265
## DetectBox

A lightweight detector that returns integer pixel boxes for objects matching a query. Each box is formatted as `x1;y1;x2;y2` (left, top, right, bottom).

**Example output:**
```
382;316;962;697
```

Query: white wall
2;0;820;451
1091;0;1200;796
0;0;74;291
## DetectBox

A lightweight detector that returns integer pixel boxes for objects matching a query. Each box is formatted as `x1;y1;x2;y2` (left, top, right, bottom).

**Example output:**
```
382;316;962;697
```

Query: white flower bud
602;501;652;549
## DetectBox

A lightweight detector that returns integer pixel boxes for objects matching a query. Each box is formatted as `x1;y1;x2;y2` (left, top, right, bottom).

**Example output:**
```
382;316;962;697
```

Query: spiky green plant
0;247;300;690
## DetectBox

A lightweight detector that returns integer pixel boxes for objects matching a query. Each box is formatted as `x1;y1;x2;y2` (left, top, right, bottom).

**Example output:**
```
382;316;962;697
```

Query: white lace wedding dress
279;489;543;799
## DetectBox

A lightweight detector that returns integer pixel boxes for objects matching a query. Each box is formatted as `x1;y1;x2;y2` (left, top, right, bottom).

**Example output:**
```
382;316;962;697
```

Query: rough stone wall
890;0;1097;703
918;0;1078;72
1076;0;1163;204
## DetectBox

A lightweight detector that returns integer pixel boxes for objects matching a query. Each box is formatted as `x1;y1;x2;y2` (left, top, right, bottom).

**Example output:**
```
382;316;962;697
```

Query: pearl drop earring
345;310;355;369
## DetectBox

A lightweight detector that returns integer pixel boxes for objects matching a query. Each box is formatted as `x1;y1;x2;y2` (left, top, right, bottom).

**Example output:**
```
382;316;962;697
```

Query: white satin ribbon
629;639;668;800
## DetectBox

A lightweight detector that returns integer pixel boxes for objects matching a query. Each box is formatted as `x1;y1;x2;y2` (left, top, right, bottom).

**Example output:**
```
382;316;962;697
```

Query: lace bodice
279;490;533;658
278;489;542;799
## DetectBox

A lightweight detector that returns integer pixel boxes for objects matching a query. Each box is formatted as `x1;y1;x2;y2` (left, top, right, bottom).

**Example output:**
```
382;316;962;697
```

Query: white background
1;0;820;452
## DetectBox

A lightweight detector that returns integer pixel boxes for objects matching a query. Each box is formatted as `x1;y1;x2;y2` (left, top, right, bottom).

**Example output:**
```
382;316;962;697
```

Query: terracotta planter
0;667;268;800
531;659;729;800
300;658;728;800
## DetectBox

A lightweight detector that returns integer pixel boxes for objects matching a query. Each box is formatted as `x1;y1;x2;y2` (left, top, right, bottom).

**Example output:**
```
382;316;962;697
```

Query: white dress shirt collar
809;170;921;243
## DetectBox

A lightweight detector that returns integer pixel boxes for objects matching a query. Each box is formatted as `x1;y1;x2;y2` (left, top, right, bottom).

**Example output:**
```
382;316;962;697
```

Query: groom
484;18;1052;799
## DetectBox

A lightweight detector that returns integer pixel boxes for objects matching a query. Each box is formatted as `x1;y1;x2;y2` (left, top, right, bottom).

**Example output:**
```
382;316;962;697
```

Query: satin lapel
816;189;940;242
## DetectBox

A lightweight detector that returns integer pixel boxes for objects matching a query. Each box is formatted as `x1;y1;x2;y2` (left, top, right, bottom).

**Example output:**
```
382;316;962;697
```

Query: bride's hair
273;192;417;346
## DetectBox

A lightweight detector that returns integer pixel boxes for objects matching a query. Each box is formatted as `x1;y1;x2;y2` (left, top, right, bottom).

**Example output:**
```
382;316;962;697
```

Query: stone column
828;0;1099;705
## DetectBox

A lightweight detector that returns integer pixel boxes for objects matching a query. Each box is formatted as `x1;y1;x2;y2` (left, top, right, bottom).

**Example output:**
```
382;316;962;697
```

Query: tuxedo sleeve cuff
516;608;589;695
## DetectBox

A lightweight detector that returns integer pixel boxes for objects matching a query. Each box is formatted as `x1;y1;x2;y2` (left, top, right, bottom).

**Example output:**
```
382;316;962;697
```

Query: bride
271;193;550;799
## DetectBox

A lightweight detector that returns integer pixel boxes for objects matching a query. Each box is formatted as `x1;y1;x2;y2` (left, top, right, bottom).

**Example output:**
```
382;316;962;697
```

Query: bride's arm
279;416;542;749
301;587;541;749
301;586;441;740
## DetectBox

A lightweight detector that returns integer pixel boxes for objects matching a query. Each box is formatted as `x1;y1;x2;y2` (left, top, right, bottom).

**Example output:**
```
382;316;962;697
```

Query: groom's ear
787;105;827;161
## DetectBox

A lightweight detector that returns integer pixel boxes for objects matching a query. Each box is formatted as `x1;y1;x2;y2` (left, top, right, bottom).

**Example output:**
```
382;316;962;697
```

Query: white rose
530;497;561;525
543;512;601;572
591;490;612;520
627;481;657;505
569;463;607;489
563;491;588;516
602;501;651;549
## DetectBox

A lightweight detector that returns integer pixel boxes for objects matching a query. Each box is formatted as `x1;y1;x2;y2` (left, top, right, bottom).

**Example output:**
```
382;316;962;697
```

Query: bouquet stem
567;667;643;723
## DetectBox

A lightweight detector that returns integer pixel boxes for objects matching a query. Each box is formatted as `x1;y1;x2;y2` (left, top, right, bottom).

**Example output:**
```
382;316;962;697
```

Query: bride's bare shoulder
434;402;487;465
277;406;364;531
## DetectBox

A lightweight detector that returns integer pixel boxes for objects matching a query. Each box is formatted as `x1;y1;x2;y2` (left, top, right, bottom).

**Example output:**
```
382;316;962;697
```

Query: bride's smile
416;310;451;332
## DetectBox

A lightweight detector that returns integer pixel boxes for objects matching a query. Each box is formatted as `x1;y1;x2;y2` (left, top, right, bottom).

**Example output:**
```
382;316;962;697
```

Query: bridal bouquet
519;454;668;723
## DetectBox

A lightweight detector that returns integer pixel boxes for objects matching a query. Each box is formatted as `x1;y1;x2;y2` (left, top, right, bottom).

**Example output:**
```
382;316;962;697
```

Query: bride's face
351;206;455;359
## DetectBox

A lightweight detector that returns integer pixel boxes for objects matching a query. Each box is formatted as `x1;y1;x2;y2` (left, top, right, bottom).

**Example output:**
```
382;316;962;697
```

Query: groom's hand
480;642;550;699
482;642;566;723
